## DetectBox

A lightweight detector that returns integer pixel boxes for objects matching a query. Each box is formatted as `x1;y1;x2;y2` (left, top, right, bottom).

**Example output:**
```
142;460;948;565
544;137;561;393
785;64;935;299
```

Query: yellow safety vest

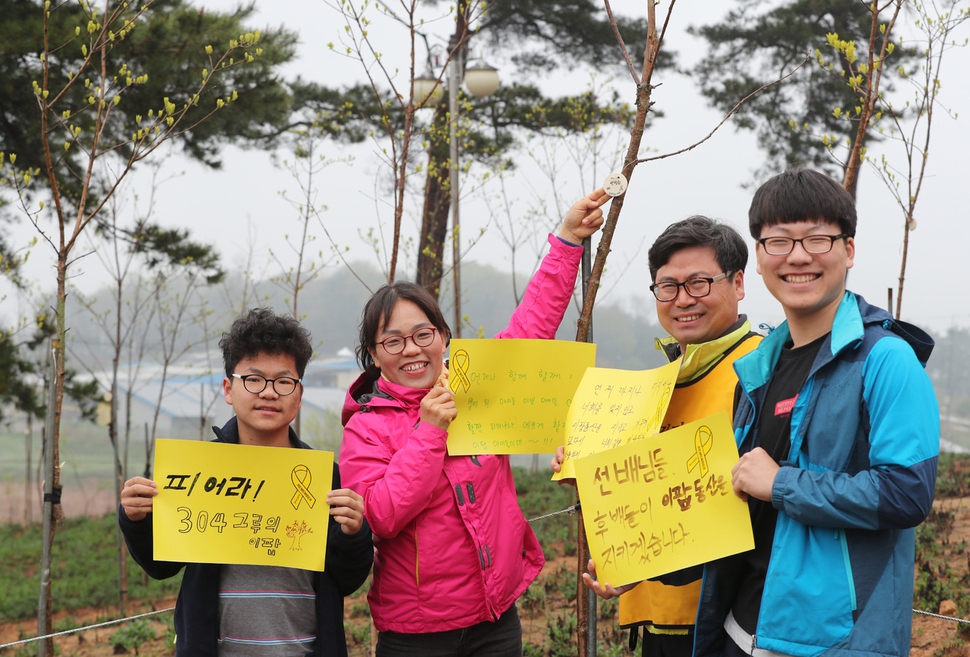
619;326;760;632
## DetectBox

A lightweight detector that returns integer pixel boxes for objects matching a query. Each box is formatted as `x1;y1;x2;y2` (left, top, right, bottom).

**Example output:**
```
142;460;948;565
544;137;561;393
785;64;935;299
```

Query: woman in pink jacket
339;190;608;656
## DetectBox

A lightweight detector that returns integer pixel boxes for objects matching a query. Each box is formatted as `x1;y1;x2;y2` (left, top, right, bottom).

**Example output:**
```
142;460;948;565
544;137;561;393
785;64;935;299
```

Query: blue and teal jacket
693;292;939;657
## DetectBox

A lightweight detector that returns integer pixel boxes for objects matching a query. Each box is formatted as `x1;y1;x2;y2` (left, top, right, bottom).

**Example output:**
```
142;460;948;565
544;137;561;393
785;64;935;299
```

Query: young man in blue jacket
697;169;939;657
119;308;373;657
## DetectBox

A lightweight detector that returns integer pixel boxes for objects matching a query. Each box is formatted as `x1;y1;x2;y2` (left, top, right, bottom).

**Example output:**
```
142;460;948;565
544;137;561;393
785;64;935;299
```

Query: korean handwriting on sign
662;474;730;511
593;448;668;496
598;523;691;569
163;472;266;501
591;500;655;538
171;509;285;556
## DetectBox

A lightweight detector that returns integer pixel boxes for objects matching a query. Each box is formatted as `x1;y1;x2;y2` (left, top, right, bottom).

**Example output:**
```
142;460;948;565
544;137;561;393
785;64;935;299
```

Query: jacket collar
210;415;307;449
655;316;752;384
736;291;871;392
342;369;428;424
374;375;428;409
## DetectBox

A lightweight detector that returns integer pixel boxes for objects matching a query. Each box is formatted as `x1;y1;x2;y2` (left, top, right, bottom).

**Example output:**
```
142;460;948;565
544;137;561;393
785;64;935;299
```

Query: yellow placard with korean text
574;412;754;585
152;439;333;571
552;360;681;480
446;338;596;455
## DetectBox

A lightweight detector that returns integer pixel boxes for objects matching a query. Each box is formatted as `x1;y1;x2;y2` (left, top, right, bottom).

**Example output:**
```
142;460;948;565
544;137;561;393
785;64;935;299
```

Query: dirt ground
2;484;969;656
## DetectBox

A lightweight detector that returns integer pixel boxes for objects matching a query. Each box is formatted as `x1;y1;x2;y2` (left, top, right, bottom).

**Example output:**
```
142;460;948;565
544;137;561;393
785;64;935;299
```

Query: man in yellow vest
553;215;760;657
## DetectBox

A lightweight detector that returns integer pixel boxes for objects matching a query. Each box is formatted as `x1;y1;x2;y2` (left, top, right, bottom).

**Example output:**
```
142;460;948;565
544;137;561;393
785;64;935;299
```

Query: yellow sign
553;360;681;480
574;412;754;585
152;439;333;571
446;339;596;455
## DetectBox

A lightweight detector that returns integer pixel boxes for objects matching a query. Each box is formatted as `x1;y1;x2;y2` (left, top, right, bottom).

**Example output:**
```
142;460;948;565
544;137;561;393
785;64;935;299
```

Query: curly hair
219;308;313;378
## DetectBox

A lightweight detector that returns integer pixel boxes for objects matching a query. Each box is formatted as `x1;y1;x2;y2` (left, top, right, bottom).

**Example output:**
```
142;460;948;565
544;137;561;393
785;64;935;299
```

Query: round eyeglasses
650;271;733;302
378;327;438;355
231;373;302;396
757;234;848;256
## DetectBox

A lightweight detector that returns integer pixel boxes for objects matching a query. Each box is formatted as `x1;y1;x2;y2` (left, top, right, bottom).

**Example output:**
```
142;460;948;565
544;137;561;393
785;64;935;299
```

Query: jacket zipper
836;529;857;610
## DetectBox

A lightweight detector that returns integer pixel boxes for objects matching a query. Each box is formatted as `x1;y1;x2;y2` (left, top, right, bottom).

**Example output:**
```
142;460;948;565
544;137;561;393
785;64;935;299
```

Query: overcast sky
5;0;970;340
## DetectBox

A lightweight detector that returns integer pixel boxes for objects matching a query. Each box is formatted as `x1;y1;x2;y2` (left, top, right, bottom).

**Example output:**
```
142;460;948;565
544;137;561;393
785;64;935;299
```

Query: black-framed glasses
650;271;733;302
231;373;302;396
378;327;438;355
757;234;848;256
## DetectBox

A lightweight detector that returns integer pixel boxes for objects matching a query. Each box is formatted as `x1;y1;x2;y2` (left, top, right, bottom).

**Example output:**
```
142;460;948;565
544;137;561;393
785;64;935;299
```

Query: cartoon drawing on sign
287;520;313;551
290;464;316;510
685;425;713;478
449;348;471;393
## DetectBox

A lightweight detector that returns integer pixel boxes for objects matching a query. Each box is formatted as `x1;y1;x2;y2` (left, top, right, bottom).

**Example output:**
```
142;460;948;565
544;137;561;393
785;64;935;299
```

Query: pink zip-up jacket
340;234;584;633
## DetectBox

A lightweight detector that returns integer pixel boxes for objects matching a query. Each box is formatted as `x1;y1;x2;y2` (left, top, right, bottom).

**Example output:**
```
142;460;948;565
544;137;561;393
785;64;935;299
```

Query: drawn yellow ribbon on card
450;349;471;393
290;464;316;510
686;425;714;478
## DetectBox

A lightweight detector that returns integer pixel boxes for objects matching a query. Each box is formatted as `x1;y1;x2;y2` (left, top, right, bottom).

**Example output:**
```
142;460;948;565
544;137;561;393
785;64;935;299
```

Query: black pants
376;605;522;657
640;627;694;657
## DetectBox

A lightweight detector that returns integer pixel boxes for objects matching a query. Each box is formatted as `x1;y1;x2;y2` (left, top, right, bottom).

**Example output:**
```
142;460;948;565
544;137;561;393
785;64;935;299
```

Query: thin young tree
145;268;223;475
855;1;968;318
312;0;648;295
0;1;281;648
71;173;223;614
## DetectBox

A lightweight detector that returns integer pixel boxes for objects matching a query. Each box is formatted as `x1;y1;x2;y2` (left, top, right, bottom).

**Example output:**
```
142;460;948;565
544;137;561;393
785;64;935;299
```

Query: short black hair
356;282;451;377
219;308;313;378
748;168;857;239
648;215;748;281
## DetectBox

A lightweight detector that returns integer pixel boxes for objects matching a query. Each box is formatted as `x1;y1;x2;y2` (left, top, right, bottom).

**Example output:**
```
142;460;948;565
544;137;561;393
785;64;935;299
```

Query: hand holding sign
152;439;334;571
553;360;681;480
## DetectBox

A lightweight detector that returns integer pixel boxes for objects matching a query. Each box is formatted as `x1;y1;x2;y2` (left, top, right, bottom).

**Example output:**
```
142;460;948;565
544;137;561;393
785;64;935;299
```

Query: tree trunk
416;104;453;296
24;413;32;526
415;5;469;297
38;338;62;657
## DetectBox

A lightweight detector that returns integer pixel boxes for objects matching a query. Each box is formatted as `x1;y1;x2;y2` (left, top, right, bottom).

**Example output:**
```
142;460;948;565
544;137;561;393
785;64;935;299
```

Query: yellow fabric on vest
618;326;760;630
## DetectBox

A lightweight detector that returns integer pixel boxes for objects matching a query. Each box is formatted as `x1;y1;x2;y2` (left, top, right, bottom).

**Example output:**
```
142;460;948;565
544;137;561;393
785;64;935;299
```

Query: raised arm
497;189;608;340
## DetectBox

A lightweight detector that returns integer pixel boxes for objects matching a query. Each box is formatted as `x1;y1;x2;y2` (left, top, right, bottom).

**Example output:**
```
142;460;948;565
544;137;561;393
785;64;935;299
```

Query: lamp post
450;56;498;337
413;47;499;337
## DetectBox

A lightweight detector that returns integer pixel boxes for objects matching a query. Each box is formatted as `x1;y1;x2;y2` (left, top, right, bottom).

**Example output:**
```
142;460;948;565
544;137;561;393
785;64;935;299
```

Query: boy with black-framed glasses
120;308;373;657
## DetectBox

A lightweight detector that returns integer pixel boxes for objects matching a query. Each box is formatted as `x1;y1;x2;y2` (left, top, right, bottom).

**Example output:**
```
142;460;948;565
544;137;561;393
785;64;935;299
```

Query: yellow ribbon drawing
290;464;316;510
686;425;714;478
649;386;672;432
449;349;471;393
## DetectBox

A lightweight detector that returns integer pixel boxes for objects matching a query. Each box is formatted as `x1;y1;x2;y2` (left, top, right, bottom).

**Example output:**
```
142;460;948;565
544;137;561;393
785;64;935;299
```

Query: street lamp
412;72;443;108
463;60;500;98
449;53;499;338
412;48;499;337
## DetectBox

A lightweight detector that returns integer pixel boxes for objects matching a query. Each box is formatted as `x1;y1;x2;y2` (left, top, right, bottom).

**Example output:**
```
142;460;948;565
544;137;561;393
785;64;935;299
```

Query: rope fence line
4;601;967;650
0;606;175;650
527;502;581;524
913;609;970;624
2;503;968;650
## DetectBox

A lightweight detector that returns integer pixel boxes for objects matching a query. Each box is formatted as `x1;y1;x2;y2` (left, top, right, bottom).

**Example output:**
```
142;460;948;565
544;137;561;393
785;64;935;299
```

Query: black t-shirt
732;333;827;634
